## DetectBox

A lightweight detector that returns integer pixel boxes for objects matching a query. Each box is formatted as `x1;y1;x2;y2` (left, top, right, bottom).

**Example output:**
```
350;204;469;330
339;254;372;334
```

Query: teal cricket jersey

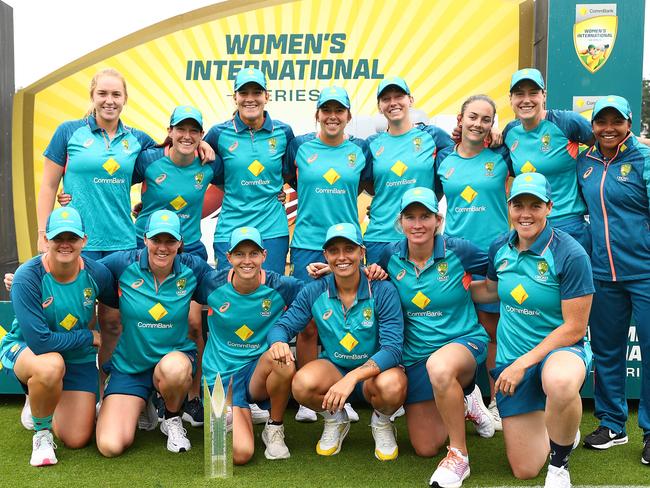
197;269;302;387
100;249;213;374
204;112;293;242
503;110;592;222
44;116;156;251
268;272;403;371
133;148;222;245
435;146;510;252
487;224;595;366
1;256;116;363
365;124;453;243
285;134;372;250
379;236;490;367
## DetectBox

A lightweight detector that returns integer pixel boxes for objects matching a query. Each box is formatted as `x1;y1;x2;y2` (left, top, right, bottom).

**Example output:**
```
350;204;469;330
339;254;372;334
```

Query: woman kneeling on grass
201;226;302;464
0;208;113;466
471;173;594;488
268;223;406;461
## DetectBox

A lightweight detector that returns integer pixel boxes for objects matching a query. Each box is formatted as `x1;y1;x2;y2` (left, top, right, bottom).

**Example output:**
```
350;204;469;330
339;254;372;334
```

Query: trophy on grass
204;373;233;478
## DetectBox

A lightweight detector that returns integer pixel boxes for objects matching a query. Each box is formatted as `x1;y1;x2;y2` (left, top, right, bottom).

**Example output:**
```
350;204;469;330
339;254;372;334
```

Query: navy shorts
405;336;488;405
491;344;591;418
364;241;394;266
82;249;130;260
103;350;197;401
290;247;327;282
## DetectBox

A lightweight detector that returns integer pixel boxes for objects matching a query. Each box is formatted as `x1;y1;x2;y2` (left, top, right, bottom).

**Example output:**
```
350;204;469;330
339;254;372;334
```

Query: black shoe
182;397;204;427
583;426;628;449
643;436;650;465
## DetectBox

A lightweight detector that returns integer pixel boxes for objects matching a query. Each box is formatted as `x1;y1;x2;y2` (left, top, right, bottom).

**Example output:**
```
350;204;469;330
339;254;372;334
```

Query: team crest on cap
176;278;187;296
484;162;495;177
347;153;356;167
541;133;551;153
396;269;406;281
61;211;69;219
194;172;204;190
261;298;272;317
155;174;167;184
413;137;422;152
131;279;144;289
322;309;333;320
335;225;344;231
307;153;318;163
583;167;593;179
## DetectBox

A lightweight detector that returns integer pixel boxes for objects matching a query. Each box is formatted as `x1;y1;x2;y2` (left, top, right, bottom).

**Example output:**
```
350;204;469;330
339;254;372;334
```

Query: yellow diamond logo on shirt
510;284;529;305
248;160;265;177
460;185;478;203
411;291;431;310
148;303;168;321
235;325;254;342
339;332;359;352
391;160;408;177
59;313;78;330
323;168;341;185
102;158;120;175
170;195;187;211
521;161;536;173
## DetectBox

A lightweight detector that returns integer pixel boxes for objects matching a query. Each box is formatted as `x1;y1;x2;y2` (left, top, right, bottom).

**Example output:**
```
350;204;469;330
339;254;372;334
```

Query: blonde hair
86;68;128;117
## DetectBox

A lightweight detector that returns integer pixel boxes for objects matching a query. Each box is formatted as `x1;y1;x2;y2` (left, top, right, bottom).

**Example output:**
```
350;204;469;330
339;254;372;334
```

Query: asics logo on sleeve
42;296;54;308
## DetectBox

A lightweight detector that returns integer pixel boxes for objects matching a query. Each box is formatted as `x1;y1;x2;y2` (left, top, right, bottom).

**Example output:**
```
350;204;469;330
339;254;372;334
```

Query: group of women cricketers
0;64;648;488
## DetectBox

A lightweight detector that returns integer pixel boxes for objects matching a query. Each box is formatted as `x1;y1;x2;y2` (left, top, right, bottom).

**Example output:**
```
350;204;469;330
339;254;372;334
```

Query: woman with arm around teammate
363;76;453;264
203;68;294;274
503;68;593;251
472;172;594;487
377;187;494;488
0;208;113;466
576;96;650;464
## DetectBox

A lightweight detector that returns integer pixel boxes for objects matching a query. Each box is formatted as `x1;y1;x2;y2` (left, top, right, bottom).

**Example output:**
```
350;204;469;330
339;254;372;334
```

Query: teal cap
377;76;411;98
400;187;439;214
234;68;267;91
169;105;203;129
145;210;182;240
316;86;351;109
46;207;85;239
508;172;552;203
591;95;632;121
229;226;264;252
510;68;545;91
323;222;363;249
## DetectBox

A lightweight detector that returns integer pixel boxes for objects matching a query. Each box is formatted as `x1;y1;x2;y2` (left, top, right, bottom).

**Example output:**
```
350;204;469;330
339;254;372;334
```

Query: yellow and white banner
573;3;617;73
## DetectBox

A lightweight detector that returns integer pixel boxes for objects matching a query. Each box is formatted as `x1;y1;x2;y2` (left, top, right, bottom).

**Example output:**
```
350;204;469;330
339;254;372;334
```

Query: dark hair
460;94;497;118
155;136;173;149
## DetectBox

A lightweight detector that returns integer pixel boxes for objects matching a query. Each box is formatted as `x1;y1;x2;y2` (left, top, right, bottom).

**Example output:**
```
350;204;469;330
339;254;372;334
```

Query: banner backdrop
12;0;533;261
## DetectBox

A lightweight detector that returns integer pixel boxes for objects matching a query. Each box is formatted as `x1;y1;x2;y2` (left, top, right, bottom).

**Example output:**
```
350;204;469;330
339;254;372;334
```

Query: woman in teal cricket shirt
472;172;594;488
435;94;511;430
95;211;215;457
576;96;650;465
377;187;494;488
502;68;594;252
203;68;294;275
363;76;453;264
268;223;406;461
0;208;114;467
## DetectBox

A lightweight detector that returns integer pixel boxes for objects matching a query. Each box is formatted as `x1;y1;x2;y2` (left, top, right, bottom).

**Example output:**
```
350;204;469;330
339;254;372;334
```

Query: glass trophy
204;374;233;478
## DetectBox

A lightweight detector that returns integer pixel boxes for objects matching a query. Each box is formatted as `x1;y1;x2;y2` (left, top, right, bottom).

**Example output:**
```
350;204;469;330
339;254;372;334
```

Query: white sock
450;447;469;462
372;410;391;425
319;409;347;422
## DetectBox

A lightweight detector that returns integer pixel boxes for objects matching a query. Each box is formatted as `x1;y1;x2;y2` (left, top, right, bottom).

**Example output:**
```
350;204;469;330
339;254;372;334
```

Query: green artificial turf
0;395;647;487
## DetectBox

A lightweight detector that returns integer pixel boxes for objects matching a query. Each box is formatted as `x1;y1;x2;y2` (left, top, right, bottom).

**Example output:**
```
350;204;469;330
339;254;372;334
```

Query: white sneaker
370;416;398;461
295;404;318;422
160;416;191;453
390;405;405;421
316;418;350;456
429;447;470;488
487;399;502;432
261;423;290;459
344;403;359;423
30;430;57;467
464;385;495;438
250;403;270;425
138;395;159;431
21;396;33;430
544;464;571;488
